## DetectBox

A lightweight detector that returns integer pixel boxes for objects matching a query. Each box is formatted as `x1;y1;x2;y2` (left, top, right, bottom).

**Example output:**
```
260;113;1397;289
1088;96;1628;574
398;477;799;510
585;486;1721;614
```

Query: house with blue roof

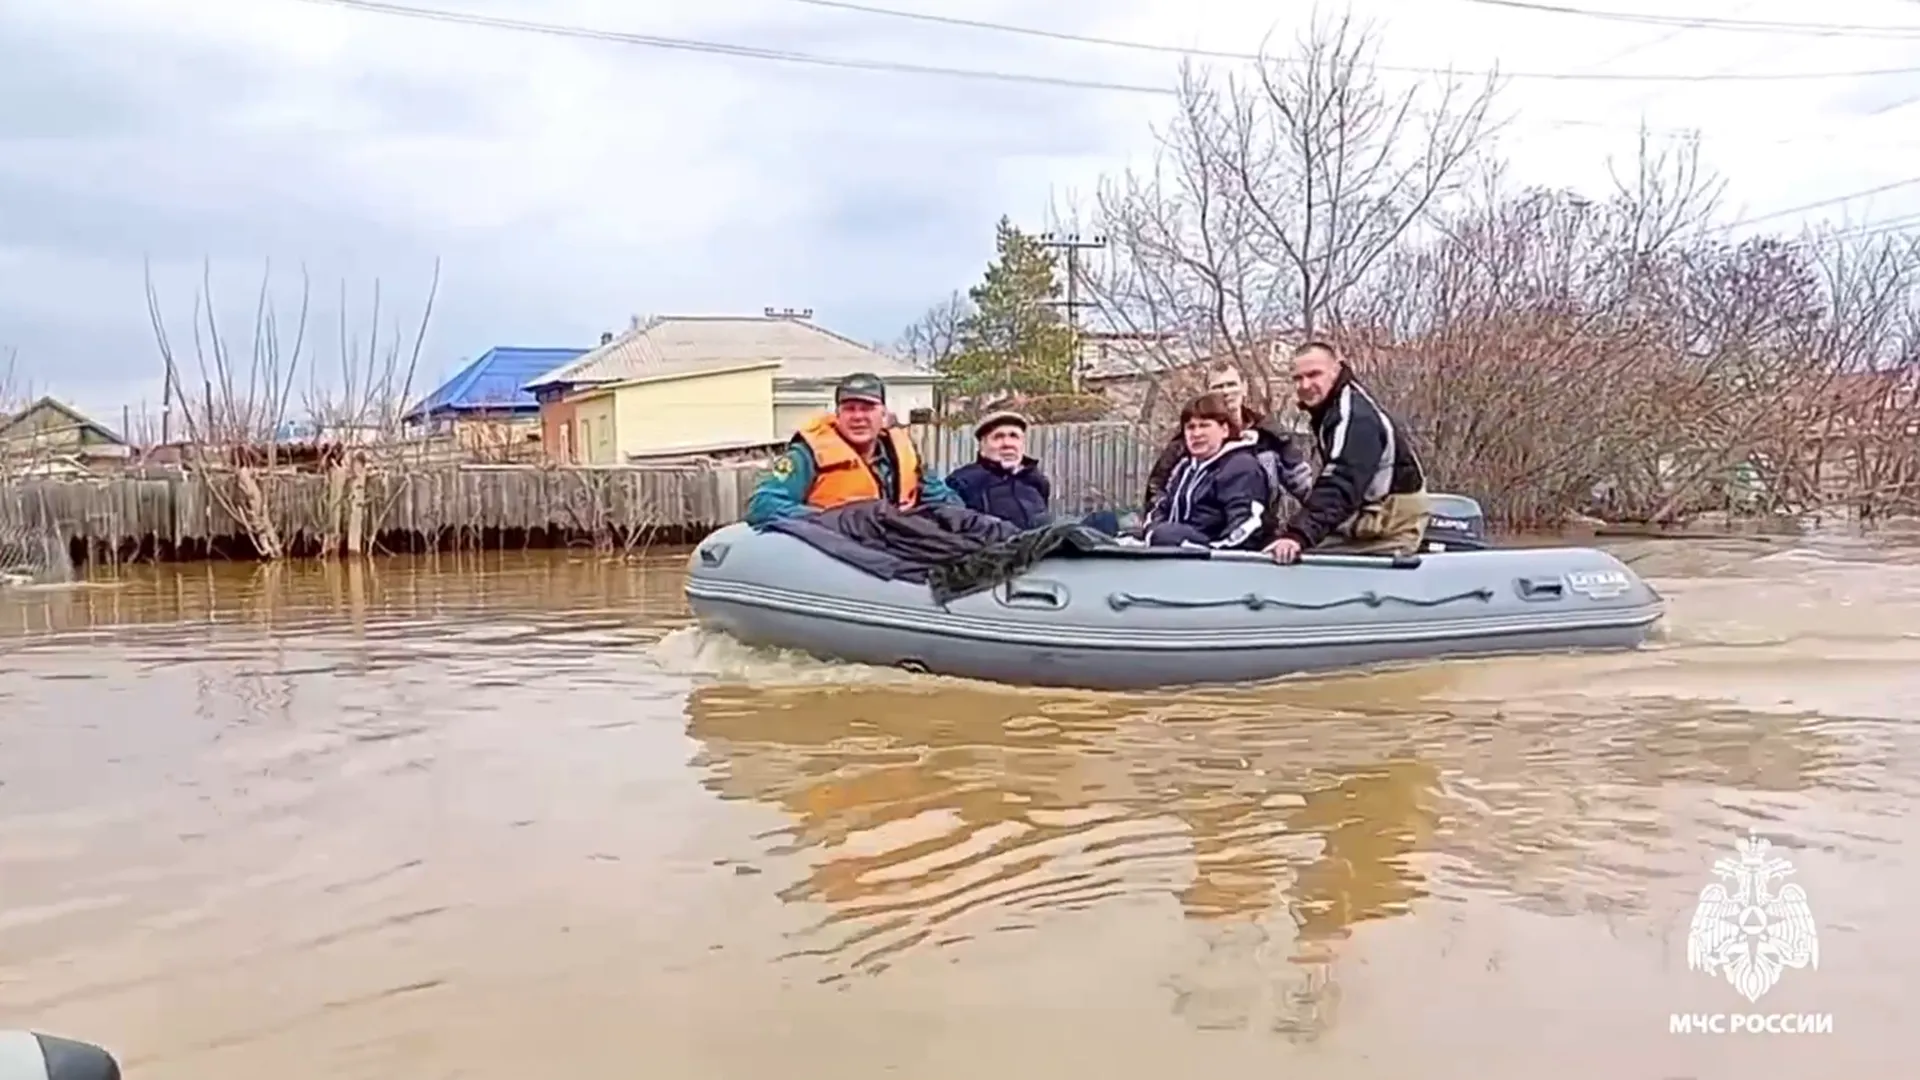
403;345;588;457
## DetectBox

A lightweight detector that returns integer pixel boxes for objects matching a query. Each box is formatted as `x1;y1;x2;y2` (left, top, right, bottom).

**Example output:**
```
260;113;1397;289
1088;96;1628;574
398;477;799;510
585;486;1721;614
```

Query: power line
1449;0;1920;39
1818;211;1920;245
1523;114;1920;150
1715;175;1920;232
285;0;1176;94
784;0;1920;81
281;0;1920;148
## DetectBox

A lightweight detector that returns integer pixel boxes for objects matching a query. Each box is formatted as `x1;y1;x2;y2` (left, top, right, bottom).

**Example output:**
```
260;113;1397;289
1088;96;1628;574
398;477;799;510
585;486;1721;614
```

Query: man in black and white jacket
1265;340;1431;563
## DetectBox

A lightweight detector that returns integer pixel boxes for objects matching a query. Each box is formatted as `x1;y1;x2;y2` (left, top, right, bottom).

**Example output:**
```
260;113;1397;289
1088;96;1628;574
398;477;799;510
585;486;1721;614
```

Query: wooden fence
0;422;1158;564
909;420;1156;513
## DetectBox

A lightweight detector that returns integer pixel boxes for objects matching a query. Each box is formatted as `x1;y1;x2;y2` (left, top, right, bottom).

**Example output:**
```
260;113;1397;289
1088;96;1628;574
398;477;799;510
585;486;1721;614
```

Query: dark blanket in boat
758;502;1117;604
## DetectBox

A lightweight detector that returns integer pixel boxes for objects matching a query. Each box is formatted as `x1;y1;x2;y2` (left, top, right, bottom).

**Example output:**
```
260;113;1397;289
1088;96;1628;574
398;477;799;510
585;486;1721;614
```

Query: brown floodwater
1;534;1917;1079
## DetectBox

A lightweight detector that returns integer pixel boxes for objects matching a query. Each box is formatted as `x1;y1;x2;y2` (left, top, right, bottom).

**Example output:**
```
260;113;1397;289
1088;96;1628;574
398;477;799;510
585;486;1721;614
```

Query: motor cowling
0;1032;119;1080
1423;493;1489;552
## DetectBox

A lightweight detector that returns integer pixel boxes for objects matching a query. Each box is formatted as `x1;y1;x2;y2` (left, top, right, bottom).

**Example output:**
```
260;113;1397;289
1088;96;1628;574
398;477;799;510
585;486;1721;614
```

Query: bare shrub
896;291;970;373
145;258;439;558
1346;144;1920;527
0;346;23;416
301;269;439;556
1803;237;1920;521
0;346;56;480
1065;10;1920;529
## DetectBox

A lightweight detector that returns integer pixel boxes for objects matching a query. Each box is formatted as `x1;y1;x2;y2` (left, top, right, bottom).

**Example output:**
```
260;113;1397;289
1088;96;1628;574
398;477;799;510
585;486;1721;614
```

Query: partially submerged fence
0;422;1159;564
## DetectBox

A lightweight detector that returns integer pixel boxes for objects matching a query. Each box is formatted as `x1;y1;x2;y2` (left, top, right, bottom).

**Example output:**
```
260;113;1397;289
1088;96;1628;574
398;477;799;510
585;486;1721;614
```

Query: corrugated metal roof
522;315;925;390
407;346;589;420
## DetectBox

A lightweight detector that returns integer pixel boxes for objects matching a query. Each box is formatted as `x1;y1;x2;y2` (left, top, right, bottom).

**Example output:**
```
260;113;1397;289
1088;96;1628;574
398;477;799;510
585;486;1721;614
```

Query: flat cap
972;410;1030;439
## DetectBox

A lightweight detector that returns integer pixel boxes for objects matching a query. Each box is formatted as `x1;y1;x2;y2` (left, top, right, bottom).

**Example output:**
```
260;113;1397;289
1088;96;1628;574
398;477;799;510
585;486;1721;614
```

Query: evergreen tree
939;217;1075;398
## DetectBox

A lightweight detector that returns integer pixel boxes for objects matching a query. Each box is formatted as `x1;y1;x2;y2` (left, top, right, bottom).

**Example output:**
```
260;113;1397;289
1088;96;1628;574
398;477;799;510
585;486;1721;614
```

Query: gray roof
1079;337;1204;381
523;315;928;390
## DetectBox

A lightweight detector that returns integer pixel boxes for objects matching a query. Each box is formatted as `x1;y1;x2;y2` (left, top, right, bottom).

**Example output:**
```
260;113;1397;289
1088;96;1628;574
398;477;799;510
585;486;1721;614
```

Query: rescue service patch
769;455;794;478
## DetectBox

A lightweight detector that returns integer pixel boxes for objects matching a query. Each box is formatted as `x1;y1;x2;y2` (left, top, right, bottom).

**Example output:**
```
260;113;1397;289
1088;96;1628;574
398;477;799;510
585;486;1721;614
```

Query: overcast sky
5;0;1920;425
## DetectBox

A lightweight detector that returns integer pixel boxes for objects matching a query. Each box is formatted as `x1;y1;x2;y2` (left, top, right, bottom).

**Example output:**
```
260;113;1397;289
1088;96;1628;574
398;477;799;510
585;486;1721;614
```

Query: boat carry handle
998;579;1070;610
1515;577;1565;601
697;542;731;567
1093;547;1421;569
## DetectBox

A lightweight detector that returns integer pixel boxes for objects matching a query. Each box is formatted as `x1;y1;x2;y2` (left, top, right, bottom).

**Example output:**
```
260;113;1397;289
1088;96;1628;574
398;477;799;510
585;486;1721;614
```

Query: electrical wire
1821;210;1920;243
284;0;1176;94
784;0;1920;79
1714;175;1920;232
1449;0;1920;39
1522;114;1920;149
284;0;1920;239
262;0;1920;150
293;0;1920;85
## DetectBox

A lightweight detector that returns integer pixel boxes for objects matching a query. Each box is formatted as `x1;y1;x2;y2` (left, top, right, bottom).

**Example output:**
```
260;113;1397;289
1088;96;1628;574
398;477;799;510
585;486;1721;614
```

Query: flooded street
2;536;1916;1079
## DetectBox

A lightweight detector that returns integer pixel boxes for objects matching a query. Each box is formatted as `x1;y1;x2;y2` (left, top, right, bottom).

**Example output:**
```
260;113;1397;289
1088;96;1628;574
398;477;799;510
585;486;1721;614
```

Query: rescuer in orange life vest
744;372;963;527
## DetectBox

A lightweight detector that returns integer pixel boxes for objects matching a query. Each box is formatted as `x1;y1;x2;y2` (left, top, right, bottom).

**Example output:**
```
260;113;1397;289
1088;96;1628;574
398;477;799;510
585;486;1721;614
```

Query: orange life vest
794;414;923;511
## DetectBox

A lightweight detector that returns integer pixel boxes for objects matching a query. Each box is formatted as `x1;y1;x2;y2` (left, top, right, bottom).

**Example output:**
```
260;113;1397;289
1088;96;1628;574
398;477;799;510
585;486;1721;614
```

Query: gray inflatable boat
682;496;1664;691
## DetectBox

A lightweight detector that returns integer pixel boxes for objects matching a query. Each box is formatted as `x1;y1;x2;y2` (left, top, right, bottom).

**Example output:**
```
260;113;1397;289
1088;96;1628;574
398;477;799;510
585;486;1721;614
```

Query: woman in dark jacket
1136;392;1274;550
1143;364;1313;513
947;410;1053;531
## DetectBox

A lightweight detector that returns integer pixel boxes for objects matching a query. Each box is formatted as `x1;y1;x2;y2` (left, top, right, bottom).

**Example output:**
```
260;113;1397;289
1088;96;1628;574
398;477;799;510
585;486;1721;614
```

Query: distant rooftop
523;314;926;391
406;346;590;421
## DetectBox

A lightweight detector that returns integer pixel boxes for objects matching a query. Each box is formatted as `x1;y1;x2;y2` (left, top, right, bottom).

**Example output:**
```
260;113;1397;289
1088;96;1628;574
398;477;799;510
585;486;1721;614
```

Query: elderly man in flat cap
946;409;1054;531
945;409;1121;535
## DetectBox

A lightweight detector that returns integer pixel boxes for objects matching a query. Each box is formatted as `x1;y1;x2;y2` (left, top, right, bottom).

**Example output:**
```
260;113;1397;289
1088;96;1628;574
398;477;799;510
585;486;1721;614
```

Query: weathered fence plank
0;422;1159;565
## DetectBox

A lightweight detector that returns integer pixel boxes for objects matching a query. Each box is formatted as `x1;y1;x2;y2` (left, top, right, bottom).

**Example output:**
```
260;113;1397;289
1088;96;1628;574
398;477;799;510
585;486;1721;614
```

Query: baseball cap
834;372;887;405
972;410;1029;440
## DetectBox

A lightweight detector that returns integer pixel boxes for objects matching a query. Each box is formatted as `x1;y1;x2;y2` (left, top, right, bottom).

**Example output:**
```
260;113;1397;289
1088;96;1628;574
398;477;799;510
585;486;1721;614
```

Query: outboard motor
1422;493;1490;552
0;1032;119;1080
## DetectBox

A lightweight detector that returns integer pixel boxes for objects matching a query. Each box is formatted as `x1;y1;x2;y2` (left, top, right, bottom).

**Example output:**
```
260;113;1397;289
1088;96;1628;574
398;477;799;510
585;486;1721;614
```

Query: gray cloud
0;0;1133;420
0;24;256;139
13;0;1909;425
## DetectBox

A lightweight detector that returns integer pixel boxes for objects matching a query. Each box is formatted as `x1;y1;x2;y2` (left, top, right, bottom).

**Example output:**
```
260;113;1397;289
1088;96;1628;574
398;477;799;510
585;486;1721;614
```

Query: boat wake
650;625;937;688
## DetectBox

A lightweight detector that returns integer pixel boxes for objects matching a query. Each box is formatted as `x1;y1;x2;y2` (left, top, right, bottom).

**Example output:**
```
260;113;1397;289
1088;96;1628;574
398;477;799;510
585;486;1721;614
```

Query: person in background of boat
1264;340;1431;564
744;372;962;527
1130;391;1273;550
1143;360;1312;514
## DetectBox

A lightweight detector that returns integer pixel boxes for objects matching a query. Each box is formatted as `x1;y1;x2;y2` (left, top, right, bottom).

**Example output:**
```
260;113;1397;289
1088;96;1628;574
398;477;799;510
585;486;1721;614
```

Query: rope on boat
1106;587;1496;612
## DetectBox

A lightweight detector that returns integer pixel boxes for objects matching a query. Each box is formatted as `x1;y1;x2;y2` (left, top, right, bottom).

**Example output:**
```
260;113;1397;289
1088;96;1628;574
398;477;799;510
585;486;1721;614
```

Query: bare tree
0;346;25;475
300;266;438;438
1034;10;1920;530
1335;131;1920;528
1802;226;1920;521
0;348;130;491
145;258;439;559
0;345;22;416
1081;11;1499;404
295;264;440;556
894;291;971;371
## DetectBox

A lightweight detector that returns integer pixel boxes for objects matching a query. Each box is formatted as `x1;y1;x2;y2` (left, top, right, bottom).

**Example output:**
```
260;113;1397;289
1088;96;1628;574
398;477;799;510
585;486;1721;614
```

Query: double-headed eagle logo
1686;831;1820;1003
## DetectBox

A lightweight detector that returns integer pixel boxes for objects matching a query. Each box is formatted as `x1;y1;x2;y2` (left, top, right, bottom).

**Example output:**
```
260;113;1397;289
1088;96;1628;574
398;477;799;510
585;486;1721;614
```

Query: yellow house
561;360;782;463
525;313;938;464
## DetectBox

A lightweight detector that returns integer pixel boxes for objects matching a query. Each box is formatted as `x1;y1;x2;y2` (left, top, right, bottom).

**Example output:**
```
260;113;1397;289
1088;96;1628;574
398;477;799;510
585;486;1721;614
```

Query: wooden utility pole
1038;231;1106;392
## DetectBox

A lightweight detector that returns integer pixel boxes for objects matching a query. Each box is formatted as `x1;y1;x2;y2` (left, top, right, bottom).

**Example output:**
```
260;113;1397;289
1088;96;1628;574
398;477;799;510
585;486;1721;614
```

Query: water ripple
1;540;1916;1076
